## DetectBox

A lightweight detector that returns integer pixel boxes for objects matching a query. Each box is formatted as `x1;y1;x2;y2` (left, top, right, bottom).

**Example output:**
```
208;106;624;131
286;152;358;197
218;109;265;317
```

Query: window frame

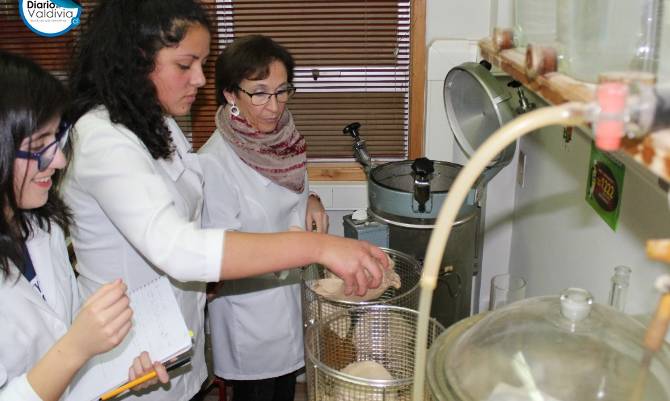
306;0;426;181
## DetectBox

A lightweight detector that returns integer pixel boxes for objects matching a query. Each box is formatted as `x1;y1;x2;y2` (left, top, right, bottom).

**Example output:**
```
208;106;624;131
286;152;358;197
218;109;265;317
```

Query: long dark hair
0;51;71;277
68;0;210;160
215;34;295;106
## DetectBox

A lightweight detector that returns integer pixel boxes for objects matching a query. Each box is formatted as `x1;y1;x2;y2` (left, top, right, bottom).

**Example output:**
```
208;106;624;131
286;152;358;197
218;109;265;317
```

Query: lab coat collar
156;117;198;183
221;138;273;188
5;228;70;325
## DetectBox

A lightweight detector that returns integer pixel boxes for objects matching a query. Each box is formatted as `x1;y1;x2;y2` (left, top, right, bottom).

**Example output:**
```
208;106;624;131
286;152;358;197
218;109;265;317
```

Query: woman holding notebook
0;51;168;401
63;1;388;400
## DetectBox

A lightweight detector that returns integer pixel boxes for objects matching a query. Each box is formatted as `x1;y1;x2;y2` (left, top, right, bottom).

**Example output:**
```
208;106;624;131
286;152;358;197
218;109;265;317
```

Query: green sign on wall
585;141;625;230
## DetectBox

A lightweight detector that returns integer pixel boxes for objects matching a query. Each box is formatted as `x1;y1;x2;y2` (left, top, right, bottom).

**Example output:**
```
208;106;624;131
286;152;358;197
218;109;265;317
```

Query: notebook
67;276;192;401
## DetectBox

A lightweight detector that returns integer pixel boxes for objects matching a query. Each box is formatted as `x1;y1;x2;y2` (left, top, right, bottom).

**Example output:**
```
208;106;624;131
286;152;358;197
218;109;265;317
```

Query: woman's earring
230;103;240;117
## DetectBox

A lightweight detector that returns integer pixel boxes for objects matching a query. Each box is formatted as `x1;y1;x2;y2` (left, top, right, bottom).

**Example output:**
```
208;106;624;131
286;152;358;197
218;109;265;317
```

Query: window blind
192;0;411;159
1;0;412;161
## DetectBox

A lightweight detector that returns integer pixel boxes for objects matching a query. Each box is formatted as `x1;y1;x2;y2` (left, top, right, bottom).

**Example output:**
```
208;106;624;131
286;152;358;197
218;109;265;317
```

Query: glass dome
427;288;670;401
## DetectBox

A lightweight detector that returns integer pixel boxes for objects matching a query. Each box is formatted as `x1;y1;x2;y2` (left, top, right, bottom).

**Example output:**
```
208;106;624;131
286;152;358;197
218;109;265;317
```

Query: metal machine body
342;158;483;328
342;61;520;328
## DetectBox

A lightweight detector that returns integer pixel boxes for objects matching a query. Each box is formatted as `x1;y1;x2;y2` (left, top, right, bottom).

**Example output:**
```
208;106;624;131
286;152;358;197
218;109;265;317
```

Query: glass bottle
557;0;650;82
629;0;663;73
657;0;670;81
608;265;632;312
513;0;557;49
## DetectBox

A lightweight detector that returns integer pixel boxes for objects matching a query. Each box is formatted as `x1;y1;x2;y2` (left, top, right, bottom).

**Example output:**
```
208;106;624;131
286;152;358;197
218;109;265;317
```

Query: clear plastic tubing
411;102;591;401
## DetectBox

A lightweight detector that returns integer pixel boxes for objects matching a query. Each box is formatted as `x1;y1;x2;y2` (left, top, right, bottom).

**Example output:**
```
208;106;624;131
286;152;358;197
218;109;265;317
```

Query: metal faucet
508;80;536;114
343;122;373;170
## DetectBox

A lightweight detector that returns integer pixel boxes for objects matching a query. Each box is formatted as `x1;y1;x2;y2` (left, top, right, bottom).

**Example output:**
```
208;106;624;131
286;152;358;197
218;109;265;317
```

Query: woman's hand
306;195;329;233
317;236;390;296
128;351;169;391
26;280;133;401
65;279;133;362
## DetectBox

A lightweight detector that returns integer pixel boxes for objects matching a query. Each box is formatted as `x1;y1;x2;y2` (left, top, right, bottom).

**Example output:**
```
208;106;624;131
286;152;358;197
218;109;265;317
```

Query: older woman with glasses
198;35;325;401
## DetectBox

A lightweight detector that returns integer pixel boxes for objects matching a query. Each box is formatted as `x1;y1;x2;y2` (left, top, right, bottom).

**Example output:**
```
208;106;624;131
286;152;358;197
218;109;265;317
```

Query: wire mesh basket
301;248;422;331
304;305;444;401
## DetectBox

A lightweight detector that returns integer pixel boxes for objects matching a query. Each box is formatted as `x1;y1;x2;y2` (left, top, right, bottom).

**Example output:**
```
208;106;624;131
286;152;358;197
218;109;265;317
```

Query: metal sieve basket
304;305;444;401
301;248;422;331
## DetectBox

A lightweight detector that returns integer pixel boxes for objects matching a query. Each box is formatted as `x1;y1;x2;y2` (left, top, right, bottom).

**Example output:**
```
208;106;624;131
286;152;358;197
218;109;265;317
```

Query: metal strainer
301;248;422;331
304;305;444;401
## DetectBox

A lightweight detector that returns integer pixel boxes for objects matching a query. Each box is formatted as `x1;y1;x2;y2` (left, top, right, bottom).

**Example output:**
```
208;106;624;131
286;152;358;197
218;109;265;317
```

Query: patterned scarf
215;105;307;193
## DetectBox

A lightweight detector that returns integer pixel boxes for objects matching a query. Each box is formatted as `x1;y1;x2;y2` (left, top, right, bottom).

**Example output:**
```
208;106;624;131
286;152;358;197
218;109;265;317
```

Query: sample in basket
312;257;401;302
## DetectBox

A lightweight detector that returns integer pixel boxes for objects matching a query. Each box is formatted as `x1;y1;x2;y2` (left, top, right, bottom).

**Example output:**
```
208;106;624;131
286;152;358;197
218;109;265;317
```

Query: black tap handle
343;122;362;139
411;157;435;177
507;80;522;89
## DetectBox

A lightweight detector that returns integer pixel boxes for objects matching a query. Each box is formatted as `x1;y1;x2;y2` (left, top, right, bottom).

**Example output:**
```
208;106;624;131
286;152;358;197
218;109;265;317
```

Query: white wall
509;94;670;315
310;182;367;237
426;0;493;43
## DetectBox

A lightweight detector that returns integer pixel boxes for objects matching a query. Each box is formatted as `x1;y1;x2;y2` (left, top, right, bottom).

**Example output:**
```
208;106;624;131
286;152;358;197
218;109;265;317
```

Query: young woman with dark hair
64;1;388;400
0;51;168;401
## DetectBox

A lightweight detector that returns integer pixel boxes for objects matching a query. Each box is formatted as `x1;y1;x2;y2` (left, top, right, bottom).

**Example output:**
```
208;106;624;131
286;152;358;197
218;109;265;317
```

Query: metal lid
427;288;670;401
444;61;516;178
367;160;481;222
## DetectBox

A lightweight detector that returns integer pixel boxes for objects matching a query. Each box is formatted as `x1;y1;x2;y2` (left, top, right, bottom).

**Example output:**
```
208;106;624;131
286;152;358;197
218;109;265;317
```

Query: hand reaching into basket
313;255;400;302
319;235;390;296
289;225;390;296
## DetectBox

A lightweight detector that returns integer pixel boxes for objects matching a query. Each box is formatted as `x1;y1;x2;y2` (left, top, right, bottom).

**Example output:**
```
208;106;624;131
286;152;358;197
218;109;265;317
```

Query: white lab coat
0;224;79;401
62;107;224;401
199;131;307;380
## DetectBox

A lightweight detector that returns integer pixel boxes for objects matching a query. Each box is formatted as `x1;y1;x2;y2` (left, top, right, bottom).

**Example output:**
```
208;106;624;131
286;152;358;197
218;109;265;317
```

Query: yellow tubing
412;102;590;401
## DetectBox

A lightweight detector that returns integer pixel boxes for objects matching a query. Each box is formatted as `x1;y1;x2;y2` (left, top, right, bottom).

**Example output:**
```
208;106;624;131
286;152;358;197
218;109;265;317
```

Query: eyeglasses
15;120;69;171
236;85;296;106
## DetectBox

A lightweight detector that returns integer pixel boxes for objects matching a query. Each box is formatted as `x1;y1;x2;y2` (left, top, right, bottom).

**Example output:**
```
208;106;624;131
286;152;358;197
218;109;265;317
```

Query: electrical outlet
517;150;526;188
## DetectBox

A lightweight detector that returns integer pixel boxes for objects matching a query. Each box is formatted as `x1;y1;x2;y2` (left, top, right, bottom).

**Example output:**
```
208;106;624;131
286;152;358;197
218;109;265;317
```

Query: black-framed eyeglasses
15;120;69;171
236;85;296;106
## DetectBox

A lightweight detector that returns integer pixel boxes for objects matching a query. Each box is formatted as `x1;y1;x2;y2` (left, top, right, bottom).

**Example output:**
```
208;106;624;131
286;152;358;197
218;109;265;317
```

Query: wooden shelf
479;38;670;182
479;38;596;104
308;162;366;181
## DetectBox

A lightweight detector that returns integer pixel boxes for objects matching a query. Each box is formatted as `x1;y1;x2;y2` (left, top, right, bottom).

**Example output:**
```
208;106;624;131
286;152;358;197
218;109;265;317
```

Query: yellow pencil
98;355;191;400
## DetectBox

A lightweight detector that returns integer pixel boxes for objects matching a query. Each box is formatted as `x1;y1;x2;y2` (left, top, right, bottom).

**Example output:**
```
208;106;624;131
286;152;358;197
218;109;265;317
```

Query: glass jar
608;265;632;312
557;0;659;83
513;0;557;49
427;288;670;400
657;0;670;81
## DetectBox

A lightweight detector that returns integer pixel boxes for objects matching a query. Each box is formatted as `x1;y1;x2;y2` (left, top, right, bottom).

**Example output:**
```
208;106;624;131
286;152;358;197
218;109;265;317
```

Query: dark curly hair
215;34;295;106
0;51;72;277
69;0;210;160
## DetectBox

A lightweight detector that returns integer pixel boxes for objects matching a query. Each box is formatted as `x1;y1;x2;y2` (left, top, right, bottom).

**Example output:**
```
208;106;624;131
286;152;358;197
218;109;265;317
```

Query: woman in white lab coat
0;51;167;401
199;35;327;401
64;1;388;400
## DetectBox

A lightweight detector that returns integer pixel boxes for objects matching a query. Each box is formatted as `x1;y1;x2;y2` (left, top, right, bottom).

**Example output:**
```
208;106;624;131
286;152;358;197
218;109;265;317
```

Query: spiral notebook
67;276;192;401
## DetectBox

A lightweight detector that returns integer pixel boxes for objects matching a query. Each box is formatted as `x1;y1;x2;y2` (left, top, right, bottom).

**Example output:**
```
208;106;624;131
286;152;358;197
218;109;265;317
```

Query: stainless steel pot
342;62;521;328
364;158;481;327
